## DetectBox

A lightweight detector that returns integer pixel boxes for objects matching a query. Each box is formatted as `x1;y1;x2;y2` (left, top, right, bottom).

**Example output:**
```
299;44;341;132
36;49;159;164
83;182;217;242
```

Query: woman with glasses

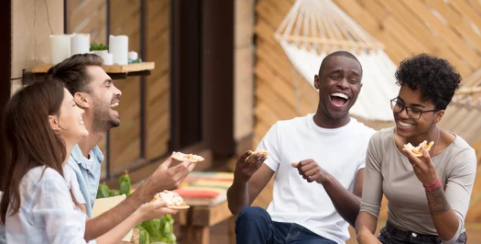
355;54;476;244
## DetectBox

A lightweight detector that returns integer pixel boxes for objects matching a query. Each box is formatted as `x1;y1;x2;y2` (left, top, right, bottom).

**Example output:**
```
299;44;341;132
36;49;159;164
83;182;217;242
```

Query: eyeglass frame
390;98;441;120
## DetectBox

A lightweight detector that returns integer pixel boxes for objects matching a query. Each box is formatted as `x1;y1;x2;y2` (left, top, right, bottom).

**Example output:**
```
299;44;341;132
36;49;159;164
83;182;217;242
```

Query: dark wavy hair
395;53;461;110
0;79;77;224
47;53;104;95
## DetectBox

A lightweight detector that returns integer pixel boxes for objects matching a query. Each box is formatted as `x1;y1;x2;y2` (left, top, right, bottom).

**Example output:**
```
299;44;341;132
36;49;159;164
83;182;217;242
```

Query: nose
113;84;122;97
398;107;410;119
337;78;349;89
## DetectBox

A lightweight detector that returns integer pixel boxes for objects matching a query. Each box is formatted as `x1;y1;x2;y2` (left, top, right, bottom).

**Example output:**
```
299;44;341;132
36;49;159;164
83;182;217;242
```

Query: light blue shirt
5;166;87;244
0;145;103;244
67;145;104;218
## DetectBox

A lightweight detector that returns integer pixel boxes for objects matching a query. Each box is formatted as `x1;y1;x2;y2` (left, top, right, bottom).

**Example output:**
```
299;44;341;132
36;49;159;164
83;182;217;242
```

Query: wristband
423;178;441;190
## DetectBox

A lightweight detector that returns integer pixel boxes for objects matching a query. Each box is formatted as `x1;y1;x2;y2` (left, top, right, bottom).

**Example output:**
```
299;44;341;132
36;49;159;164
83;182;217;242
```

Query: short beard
91;98;120;133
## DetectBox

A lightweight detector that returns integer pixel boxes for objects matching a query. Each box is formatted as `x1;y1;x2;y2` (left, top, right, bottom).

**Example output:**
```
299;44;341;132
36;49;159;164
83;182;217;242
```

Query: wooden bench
177;195;235;244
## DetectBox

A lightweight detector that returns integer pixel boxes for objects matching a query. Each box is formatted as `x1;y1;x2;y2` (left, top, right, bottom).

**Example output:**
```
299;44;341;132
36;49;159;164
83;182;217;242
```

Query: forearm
96;211;143;244
227;179;250;215
322;174;361;226
355;211;378;235
425;186;460;241
84;188;148;241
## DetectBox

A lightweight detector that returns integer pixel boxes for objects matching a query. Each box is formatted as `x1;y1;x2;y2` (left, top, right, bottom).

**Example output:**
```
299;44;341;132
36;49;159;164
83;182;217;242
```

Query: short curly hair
395;53;461;110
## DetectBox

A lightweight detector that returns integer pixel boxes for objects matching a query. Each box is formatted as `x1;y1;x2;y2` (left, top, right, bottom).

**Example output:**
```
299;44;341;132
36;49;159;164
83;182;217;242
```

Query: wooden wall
67;0;170;178
254;0;481;222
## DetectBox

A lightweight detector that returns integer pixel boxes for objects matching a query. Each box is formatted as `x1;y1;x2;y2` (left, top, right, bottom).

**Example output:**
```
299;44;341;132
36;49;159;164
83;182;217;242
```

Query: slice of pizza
150;190;190;210
245;149;270;162
403;140;434;157
171;151;205;163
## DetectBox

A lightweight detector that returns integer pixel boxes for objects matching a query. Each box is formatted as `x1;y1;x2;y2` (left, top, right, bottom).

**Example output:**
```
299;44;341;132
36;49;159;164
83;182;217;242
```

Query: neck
313;108;350;129
64;142;75;166
78;131;104;158
405;125;439;146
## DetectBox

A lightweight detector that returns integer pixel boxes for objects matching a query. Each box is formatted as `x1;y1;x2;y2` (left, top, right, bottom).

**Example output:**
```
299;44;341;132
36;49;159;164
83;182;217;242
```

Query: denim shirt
67;144;104;218
5;166;87;244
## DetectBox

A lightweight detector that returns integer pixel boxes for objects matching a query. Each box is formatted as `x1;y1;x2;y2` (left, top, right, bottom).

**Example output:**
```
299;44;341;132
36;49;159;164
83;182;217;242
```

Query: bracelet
423;178;441;190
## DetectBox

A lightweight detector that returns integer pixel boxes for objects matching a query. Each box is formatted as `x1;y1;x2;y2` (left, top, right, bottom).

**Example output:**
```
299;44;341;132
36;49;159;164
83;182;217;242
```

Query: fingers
245;152;261;164
160;207;180;215
187;161;197;171
160;157;173;169
291;162;298;168
239;150;253;163
149;200;168;208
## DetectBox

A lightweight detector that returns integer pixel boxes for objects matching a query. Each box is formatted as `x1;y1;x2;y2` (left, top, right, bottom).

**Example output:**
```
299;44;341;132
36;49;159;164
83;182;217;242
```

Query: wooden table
177;196;235;244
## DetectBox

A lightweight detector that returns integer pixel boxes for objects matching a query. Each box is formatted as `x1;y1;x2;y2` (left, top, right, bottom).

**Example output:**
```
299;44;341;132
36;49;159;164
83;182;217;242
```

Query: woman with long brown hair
0;79;177;243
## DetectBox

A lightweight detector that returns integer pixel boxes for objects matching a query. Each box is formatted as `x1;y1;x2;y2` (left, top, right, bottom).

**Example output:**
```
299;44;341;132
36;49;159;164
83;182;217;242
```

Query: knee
236;206;269;224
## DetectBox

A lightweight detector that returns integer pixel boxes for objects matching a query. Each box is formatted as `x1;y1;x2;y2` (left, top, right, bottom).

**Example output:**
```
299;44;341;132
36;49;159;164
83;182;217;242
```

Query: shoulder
446;134;477;165
369;127;395;144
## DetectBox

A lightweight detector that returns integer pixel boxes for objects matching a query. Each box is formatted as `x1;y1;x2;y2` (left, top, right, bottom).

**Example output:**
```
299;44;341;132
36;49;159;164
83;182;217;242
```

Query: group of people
227;52;476;244
0;54;198;243
0;50;476;244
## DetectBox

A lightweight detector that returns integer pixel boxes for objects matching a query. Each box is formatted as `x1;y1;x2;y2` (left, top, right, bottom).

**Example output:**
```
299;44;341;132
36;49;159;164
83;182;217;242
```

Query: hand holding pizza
403;143;439;187
234;150;268;182
136;200;180;222
292;159;329;184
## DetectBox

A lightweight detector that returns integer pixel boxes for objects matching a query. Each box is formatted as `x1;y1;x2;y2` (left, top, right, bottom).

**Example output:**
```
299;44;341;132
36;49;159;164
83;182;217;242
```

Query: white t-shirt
258;113;375;244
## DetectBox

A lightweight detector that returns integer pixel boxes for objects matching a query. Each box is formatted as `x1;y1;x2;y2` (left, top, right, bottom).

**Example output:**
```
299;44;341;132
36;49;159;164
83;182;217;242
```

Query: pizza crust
171;151;205;162
403;140;434;157
245;150;269;162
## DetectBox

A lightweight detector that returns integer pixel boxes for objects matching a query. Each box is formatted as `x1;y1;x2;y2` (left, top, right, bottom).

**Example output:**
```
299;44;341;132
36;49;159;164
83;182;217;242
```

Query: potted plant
90;42;108;56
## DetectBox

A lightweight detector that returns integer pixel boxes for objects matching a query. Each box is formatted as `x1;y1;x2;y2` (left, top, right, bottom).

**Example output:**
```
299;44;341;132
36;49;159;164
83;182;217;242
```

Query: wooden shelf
29;62;155;81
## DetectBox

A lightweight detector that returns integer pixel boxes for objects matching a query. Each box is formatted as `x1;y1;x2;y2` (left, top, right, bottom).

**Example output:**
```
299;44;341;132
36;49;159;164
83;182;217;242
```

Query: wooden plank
32;62;155;73
449;0;481;28
424;0;481;53
372;0;471;77
399;0;479;70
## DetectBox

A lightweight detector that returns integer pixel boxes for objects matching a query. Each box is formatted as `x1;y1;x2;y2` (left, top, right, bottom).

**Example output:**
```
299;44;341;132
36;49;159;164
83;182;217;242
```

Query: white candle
50;35;71;64
103;53;113;65
70;33;90;55
109;35;129;65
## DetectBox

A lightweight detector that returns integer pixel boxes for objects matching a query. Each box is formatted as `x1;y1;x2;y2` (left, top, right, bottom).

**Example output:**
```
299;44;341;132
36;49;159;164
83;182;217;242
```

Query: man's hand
144;157;196;195
292;159;328;184
403;148;439;187
234;150;267;182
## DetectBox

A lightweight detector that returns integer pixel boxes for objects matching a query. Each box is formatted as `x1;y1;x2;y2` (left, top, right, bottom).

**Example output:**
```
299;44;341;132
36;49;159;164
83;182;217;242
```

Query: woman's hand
136;200;180;222
404;148;440;187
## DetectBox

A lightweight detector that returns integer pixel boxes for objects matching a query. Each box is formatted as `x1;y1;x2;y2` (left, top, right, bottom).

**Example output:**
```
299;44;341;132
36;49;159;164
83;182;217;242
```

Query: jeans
378;221;467;244
235;206;336;244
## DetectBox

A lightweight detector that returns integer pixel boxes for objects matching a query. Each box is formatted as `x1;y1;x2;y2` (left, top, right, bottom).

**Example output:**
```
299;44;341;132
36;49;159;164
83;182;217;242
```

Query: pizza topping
171;151;204;162
151;190;186;207
403;140;434;157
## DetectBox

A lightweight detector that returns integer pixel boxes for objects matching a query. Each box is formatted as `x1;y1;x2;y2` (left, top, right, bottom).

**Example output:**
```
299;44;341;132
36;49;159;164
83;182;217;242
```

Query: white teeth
110;103;119;108
330;93;349;99
79;120;84;125
399;121;413;127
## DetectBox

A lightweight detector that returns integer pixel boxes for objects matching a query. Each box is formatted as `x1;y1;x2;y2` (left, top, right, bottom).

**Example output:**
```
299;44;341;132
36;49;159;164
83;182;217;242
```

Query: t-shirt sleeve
444;147;477;229
360;133;384;218
256;122;282;172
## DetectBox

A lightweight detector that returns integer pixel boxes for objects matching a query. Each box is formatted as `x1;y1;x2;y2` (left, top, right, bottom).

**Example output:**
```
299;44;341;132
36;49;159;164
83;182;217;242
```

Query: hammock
275;0;399;121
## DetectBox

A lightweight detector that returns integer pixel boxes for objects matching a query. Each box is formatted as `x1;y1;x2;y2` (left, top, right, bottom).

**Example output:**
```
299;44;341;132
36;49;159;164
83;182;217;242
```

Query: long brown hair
0;79;69;224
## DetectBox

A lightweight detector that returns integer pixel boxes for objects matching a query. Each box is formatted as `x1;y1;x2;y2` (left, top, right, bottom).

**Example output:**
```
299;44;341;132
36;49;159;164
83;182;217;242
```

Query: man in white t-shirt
227;51;376;244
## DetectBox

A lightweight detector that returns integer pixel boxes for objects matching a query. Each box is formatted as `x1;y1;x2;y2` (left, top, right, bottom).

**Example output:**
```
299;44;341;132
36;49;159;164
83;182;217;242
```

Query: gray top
360;127;477;235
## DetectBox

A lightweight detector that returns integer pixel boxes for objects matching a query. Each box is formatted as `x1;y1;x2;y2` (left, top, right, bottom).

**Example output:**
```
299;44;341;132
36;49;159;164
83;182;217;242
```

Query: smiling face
314;55;362;120
394;85;444;138
53;88;89;144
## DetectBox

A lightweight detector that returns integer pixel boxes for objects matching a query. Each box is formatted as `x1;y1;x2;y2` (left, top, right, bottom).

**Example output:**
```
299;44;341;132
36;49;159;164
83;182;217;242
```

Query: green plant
90;42;108;51
96;172;177;244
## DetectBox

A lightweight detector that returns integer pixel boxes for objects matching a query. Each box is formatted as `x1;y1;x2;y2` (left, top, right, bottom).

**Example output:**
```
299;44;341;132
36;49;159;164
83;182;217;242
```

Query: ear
314;75;320;89
48;115;61;132
435;110;445;123
74;92;90;109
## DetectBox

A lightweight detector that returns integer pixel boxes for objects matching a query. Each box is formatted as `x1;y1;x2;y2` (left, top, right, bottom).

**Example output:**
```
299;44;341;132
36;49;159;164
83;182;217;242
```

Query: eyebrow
397;96;425;108
103;79;113;85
